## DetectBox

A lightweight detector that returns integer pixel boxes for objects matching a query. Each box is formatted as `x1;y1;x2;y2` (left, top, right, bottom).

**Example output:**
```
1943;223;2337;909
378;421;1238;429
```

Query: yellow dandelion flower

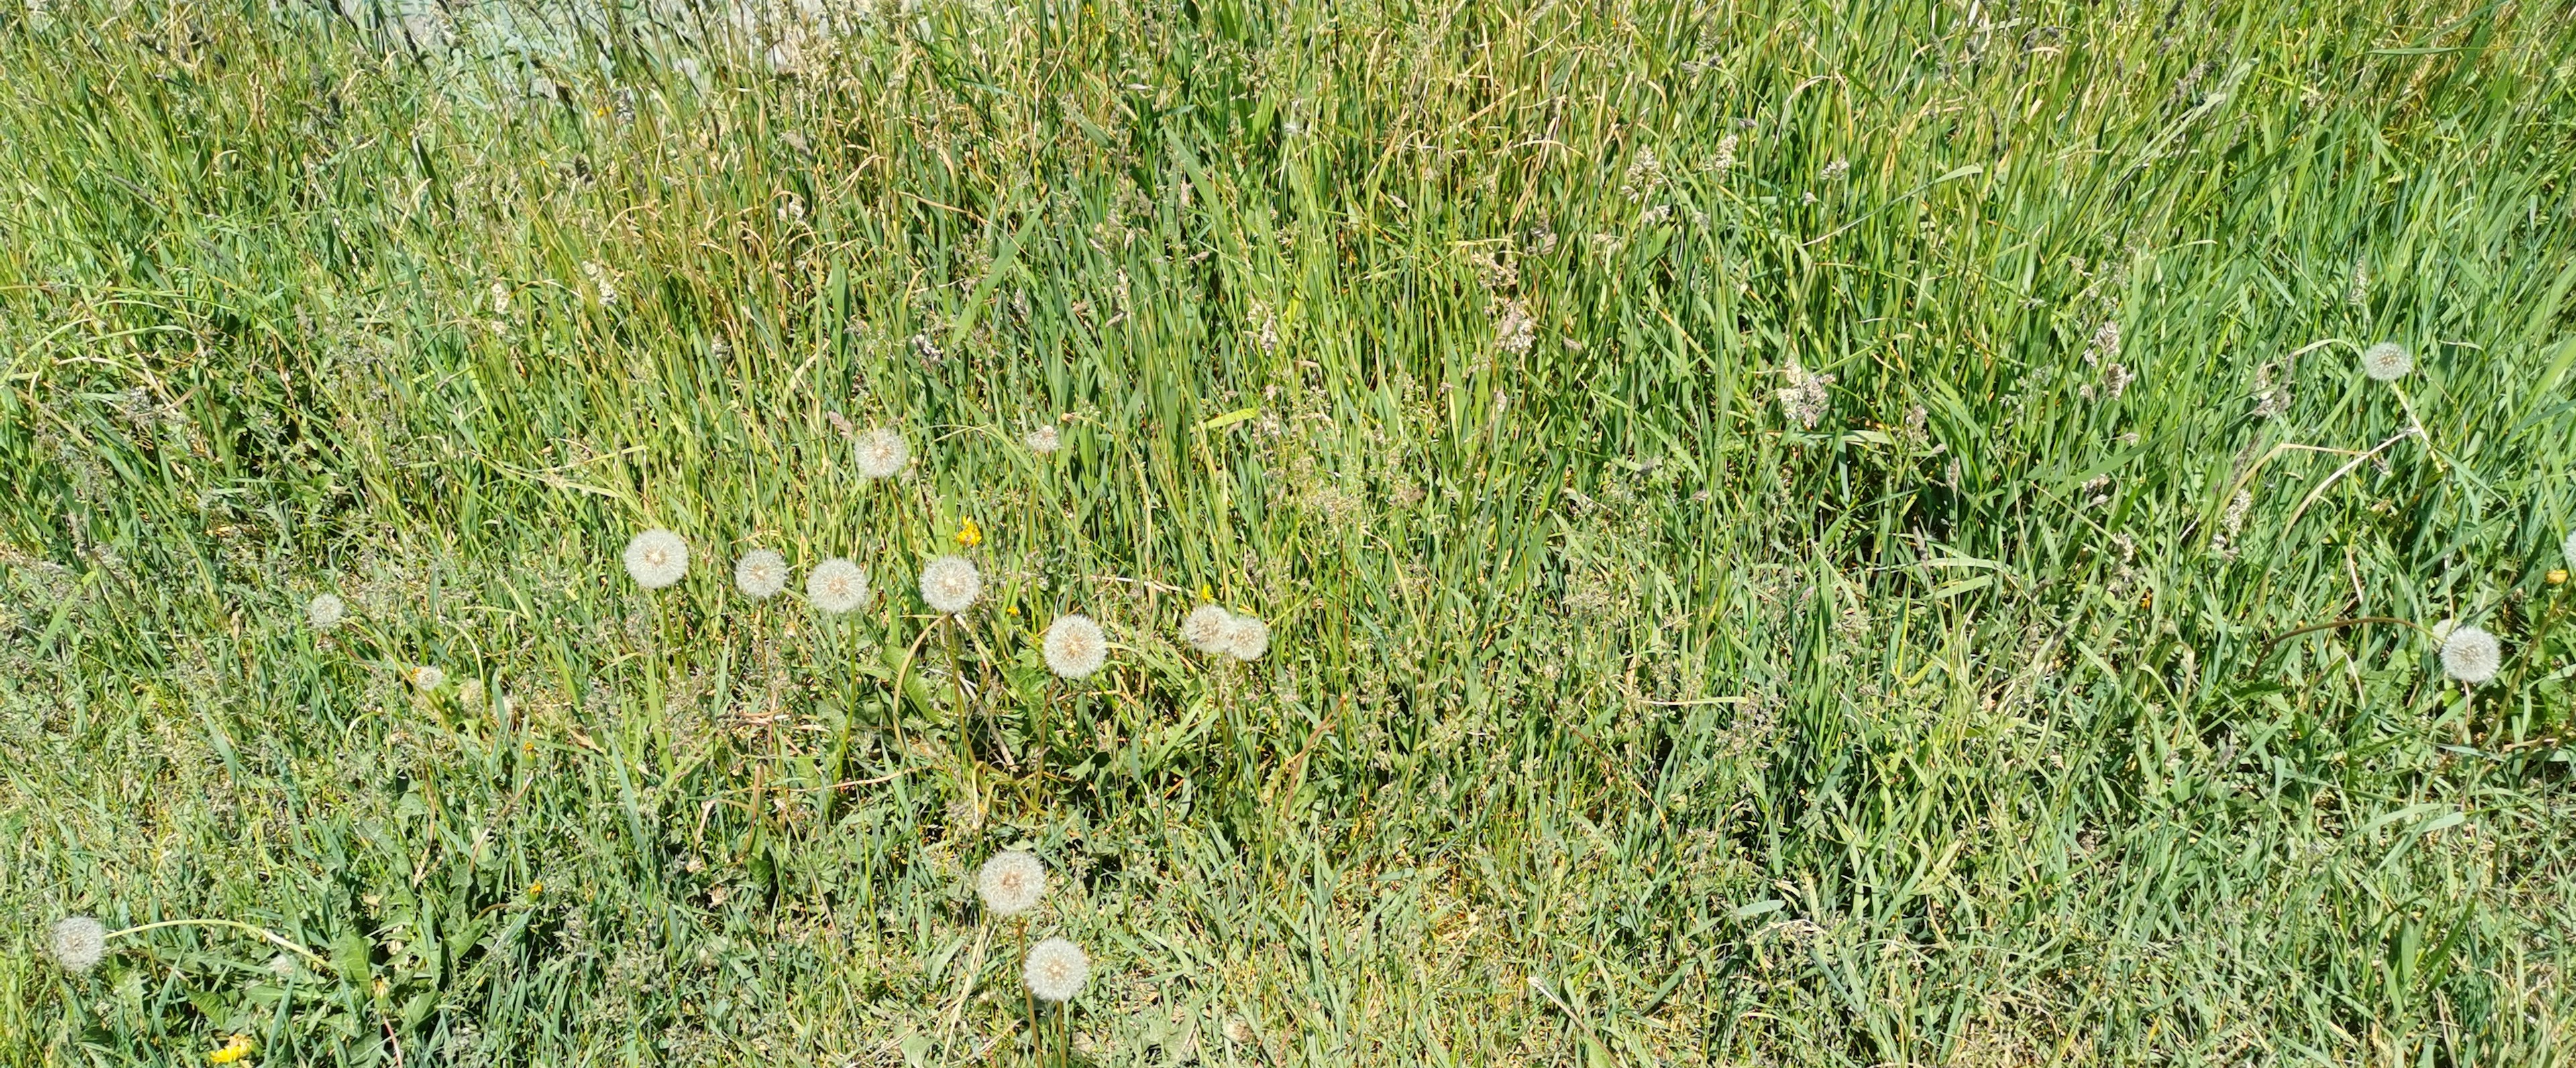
1197;583;1214;601
209;1034;254;1063
957;519;983;548
529;882;543;896
2550;569;2568;586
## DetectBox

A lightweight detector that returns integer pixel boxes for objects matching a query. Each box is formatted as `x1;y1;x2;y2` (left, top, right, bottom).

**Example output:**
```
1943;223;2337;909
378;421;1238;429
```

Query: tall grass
1;0;2573;1063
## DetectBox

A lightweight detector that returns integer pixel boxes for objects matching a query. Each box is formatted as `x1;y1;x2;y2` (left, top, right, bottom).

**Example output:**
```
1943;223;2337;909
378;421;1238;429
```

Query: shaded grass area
2;0;2574;1063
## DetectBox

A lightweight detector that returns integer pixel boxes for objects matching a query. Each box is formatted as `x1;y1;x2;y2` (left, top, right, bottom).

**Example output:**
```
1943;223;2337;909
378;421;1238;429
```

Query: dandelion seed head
622;529;689;590
2562;529;2576;570
853;428;911;480
976;850;1046;916
1024;424;1061;454
918;555;981;614
1022;937;1090;1003
1042;614;1109;679
2440;625;2501;685
456;678;485;708
410;665;446;692
49;916;105;974
1220;614;1271;662
306;592;345;631
2361;341;2412;382
1181;604;1232;653
734;549;788;600
806;558;871;615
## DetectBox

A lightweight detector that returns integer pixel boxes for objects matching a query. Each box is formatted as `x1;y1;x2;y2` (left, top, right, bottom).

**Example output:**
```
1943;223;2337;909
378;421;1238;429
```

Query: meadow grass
2;0;2575;1063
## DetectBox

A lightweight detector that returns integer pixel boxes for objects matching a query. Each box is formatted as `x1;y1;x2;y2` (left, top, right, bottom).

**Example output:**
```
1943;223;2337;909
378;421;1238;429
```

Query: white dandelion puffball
977;850;1046;916
623;529;690;590
1220;614;1271;662
1024;424;1061;455
2563;529;2576;570
410;665;446;692
853;427;911;480
734;549;788;600
2360;341;2412;382
1023;937;1090;1004
1181;604;1232;654
1043;614;1109;679
306;592;345;631
2440;625;2501;685
806;558;871;615
919;555;981;614
50;916;106;974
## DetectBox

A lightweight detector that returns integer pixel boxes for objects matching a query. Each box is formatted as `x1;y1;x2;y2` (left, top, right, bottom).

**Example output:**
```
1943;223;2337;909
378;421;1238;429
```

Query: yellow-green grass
2;0;2573;1063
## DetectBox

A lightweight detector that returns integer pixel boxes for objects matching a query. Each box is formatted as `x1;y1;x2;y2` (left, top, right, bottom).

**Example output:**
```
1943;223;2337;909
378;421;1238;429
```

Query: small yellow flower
2551;569;2569;586
1005;604;1020;615
528;882;543;896
209;1034;254;1063
957;519;983;548
1197;583;1214;601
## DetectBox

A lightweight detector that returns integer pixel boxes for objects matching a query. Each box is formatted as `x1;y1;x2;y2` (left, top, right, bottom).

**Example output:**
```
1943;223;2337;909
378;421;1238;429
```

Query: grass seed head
919;555;981;614
733;549;788;600
1182;604;1233;653
306;592;345;631
977;850;1046;916
1043;614;1109;679
2361;341;2412;382
1023;937;1090;1003
623;529;689;590
805;558;871;615
2440;624;2501;685
853;428;911;480
49;916;105;974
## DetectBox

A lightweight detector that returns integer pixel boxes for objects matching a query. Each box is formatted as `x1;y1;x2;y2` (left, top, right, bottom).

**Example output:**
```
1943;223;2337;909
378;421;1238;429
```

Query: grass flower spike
50;916;106;974
2440;625;2500;684
1023;937;1090;1004
806;558;871;615
1182;604;1232;653
853;428;911;480
305;592;345;631
977;850;1046;916
1043;614;1108;679
2360;341;2412;382
623;529;689;589
734;549;788;600
919;555;981;614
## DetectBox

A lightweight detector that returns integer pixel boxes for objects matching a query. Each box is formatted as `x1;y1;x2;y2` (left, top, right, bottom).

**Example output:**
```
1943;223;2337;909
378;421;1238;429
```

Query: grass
1;0;2573;1063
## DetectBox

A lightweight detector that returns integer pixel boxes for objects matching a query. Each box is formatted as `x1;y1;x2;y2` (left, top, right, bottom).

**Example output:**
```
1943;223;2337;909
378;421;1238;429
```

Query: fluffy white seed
1181;604;1232;654
1042;614;1109;679
806;558;871;615
2563;529;2576;570
2360;341;2412;382
1023;937;1090;1004
734;549;788;600
977;851;1046;917
2440;625;2501;685
50;916;106;974
410;665;446;692
623;529;690;590
919;556;981;614
1220;615;1270;662
306;592;345;631
1024;425;1061;454
853;428;911;480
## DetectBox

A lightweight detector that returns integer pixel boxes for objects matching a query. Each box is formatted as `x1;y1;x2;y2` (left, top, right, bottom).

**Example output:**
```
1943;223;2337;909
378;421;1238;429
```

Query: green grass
3;0;2574;1063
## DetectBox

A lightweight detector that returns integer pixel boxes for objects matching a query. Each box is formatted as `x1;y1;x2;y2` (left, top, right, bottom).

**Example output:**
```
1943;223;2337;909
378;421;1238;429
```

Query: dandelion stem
107;919;331;970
